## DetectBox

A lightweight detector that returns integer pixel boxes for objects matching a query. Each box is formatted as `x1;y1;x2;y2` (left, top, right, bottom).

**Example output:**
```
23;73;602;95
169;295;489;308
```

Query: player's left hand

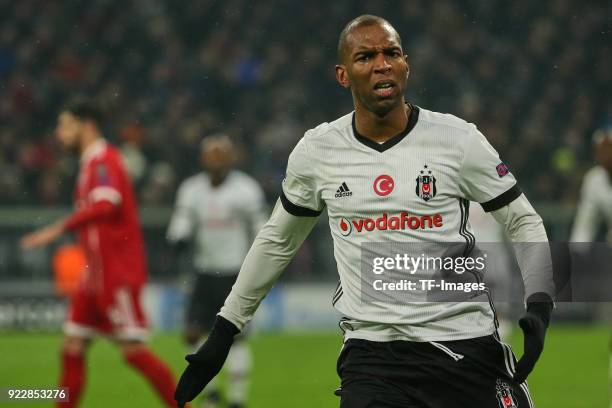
174;316;239;408
20;221;65;249
513;292;553;384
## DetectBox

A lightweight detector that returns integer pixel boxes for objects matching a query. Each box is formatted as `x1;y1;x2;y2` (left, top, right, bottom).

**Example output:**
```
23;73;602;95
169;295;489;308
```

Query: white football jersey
167;170;267;274
281;105;522;341
570;165;612;243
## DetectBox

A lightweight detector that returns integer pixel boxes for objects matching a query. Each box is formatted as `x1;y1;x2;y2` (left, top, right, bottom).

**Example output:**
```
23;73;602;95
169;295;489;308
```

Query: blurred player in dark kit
168;135;267;408
571;125;612;243
21;100;180;408
570;125;612;407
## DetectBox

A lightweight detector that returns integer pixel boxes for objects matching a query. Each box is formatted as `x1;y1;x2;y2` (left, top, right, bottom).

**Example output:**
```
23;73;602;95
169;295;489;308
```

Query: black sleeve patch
280;192;322;217
480;184;523;212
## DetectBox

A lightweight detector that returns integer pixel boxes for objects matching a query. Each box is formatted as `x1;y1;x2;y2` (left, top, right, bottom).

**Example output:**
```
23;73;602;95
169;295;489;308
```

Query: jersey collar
351;104;420;153
81;138;107;164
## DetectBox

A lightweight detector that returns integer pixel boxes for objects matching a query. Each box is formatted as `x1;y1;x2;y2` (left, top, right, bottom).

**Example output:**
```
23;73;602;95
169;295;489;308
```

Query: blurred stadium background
0;0;610;407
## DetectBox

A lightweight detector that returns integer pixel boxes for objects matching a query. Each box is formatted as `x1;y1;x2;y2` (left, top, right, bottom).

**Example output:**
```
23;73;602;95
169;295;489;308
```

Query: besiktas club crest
416;164;436;201
495;379;518;408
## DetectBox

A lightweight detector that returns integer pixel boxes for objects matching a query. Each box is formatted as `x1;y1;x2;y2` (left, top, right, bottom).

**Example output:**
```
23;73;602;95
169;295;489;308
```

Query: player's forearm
250;211;268;238
63;200;119;231
166;208;195;244
569;202;599;242
219;199;318;330
569;172;601;242
490;194;555;299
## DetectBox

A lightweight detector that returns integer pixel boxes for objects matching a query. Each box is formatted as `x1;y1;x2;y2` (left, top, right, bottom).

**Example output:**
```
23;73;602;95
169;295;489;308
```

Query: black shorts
336;335;534;408
185;272;237;332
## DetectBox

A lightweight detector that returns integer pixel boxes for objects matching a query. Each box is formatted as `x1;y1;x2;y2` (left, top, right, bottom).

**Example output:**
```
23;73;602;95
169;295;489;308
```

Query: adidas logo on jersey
335;182;353;198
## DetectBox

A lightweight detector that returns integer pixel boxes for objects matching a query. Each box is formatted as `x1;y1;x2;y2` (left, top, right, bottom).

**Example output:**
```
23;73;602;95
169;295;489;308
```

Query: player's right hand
20;221;65;249
174;316;239;408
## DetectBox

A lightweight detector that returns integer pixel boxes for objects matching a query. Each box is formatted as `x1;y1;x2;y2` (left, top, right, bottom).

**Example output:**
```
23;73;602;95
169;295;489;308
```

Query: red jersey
64;139;147;294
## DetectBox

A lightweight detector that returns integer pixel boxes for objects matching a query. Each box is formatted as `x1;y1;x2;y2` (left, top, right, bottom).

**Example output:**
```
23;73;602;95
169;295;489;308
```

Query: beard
359;92;403;118
59;133;82;155
372;100;400;117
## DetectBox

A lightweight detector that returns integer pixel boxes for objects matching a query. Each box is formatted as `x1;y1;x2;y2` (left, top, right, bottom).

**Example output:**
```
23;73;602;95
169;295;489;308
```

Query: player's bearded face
56;112;83;153
337;24;409;117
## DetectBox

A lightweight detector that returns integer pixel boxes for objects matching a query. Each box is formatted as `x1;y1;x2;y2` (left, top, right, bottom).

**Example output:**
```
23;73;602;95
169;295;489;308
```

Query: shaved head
200;133;234;154
337;15;402;63
334;15;409;118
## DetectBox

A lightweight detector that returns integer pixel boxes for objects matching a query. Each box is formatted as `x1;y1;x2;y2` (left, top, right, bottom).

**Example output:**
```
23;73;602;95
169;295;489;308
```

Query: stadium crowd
0;0;609;207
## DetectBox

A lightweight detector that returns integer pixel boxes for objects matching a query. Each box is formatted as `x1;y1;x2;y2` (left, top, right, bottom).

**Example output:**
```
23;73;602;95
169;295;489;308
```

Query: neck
79;132;101;157
354;102;410;143
209;171;228;187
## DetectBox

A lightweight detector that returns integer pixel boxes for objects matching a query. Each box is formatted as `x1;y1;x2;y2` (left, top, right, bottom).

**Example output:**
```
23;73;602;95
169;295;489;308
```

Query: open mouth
373;80;396;98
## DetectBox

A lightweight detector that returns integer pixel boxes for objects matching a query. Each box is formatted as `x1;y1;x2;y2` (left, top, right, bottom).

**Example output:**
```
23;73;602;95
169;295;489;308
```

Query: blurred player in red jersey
21;100;180;408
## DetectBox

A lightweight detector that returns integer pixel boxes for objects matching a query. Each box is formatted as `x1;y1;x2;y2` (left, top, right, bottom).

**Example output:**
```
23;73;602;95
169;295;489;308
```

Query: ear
404;55;410;79
335;64;350;89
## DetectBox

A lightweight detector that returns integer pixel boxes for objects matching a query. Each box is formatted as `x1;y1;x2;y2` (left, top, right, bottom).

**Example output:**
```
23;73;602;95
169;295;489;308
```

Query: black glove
174;316;239;408
513;292;553;384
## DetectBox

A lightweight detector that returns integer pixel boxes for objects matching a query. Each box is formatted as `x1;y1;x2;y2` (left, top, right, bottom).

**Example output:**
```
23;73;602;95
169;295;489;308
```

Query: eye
356;52;376;62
